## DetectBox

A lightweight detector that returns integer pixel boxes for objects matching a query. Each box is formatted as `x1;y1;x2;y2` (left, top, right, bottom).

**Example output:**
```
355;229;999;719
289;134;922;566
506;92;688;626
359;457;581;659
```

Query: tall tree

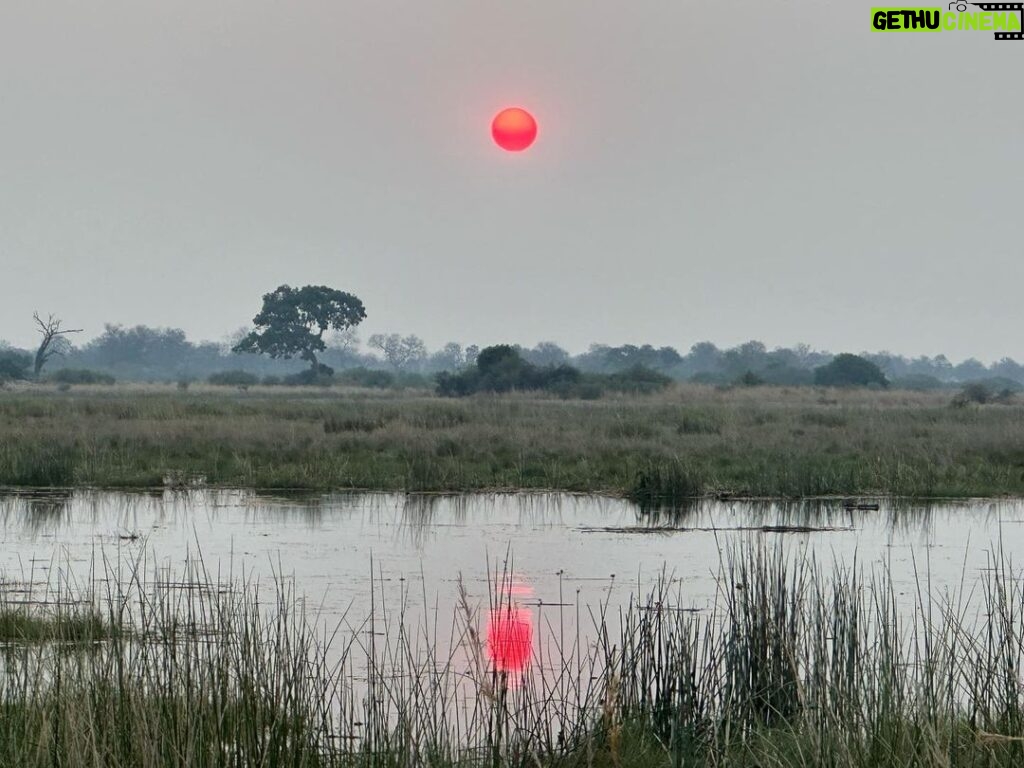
33;312;82;377
232;285;366;372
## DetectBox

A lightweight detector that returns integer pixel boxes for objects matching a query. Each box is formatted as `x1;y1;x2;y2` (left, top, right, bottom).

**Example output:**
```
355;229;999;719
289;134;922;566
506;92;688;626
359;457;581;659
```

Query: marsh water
1;490;1019;655
5;486;1024;744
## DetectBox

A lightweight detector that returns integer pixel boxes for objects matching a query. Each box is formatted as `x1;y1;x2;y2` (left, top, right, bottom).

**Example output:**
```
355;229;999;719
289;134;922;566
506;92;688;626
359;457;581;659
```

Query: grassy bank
1;383;1023;499
4;543;1024;765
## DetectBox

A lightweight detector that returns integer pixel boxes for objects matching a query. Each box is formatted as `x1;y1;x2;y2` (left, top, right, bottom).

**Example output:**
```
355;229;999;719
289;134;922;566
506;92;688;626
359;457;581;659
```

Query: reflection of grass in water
0;490;75;534
3;543;1024;765
0;385;1023;498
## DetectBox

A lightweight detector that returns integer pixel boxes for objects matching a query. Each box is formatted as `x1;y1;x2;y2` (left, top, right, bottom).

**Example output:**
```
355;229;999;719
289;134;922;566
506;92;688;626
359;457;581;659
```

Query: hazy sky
1;1;1021;361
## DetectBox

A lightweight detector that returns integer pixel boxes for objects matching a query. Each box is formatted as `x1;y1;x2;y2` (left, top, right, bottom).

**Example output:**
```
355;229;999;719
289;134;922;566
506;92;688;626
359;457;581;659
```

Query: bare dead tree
368;333;427;371
33;312;82;377
327;326;360;354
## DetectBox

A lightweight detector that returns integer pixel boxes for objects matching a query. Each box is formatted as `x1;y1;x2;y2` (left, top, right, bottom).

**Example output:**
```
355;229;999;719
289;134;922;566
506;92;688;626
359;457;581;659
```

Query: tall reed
4;542;1024;766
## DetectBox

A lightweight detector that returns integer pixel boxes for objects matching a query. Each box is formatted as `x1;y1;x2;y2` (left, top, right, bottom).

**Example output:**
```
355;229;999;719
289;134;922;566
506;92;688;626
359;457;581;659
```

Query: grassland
0;382;1023;499
4;542;1024;766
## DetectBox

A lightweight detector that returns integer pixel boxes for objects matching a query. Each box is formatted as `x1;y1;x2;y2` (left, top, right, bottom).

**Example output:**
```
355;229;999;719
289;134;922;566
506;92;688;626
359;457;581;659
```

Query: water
2;489;1022;740
1;489;1018;646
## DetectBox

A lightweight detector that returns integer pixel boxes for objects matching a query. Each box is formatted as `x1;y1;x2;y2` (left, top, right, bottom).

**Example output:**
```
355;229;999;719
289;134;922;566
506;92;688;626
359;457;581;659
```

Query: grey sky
1;1;1021;361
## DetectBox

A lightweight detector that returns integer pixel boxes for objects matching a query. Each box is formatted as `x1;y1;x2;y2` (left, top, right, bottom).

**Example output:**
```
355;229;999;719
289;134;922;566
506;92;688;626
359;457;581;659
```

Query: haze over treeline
2;322;1023;390
3;3;1023;365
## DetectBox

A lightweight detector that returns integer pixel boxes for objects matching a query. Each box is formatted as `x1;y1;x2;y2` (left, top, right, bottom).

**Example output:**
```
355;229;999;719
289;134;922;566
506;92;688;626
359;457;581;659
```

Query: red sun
491;107;537;152
486;606;533;673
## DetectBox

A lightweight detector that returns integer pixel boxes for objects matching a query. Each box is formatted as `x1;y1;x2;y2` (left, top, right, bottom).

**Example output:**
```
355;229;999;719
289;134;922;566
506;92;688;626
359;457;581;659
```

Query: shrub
282;367;334;387
392;372;431;390
968;377;1022;394
548;377;603;400
953;383;991;407
439;349;670;399
438;347;585;397
736;370;764;387
475;344;520;373
689;371;729;386
337;367;394;389
605;365;672;394
437;346;532;395
531;364;583;391
951;381;1018;407
759;365;814;387
814;354;888;388
261;375;281;386
207;370;260;387
0;350;31;381
436;368;481;397
475;346;536;393
892;374;946;391
48;369;116;385
573;381;604;400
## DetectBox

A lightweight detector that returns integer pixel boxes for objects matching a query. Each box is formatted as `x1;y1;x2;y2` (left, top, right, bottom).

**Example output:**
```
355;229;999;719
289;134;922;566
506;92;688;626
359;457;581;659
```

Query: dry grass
0;383;1022;498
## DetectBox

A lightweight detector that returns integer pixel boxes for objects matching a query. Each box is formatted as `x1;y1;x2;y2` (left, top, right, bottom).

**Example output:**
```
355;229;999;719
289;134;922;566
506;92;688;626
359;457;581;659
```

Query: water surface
0;490;1016;630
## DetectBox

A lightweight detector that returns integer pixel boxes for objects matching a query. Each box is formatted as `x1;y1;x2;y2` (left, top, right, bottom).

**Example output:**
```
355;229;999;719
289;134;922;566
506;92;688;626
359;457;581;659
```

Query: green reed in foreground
4;542;1024;766
1;384;1024;498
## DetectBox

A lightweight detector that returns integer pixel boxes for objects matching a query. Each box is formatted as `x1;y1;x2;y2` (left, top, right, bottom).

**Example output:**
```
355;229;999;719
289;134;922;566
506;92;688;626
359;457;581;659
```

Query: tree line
1;283;1022;392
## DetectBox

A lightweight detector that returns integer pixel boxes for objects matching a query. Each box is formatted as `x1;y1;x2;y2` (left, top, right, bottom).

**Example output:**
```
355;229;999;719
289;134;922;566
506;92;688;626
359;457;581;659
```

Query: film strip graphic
968;2;1024;38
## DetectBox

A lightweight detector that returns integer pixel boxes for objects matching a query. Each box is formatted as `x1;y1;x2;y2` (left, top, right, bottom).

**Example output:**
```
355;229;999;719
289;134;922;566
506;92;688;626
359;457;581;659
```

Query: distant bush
952;380;1019;407
261;375;281;386
953;383;993;407
969;377;1023;394
392;372;432;390
571;381;605;400
735;370;764;387
534;365;585;392
282;368;334;387
336;367;394;388
605;365;673;394
892;374;946;391
689;371;729;386
436;370;477;397
438;346;587;397
0;350;32;382
207;370;260;387
48;369;116;385
814;354;888;388
437;348;671;399
759;365;814;387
